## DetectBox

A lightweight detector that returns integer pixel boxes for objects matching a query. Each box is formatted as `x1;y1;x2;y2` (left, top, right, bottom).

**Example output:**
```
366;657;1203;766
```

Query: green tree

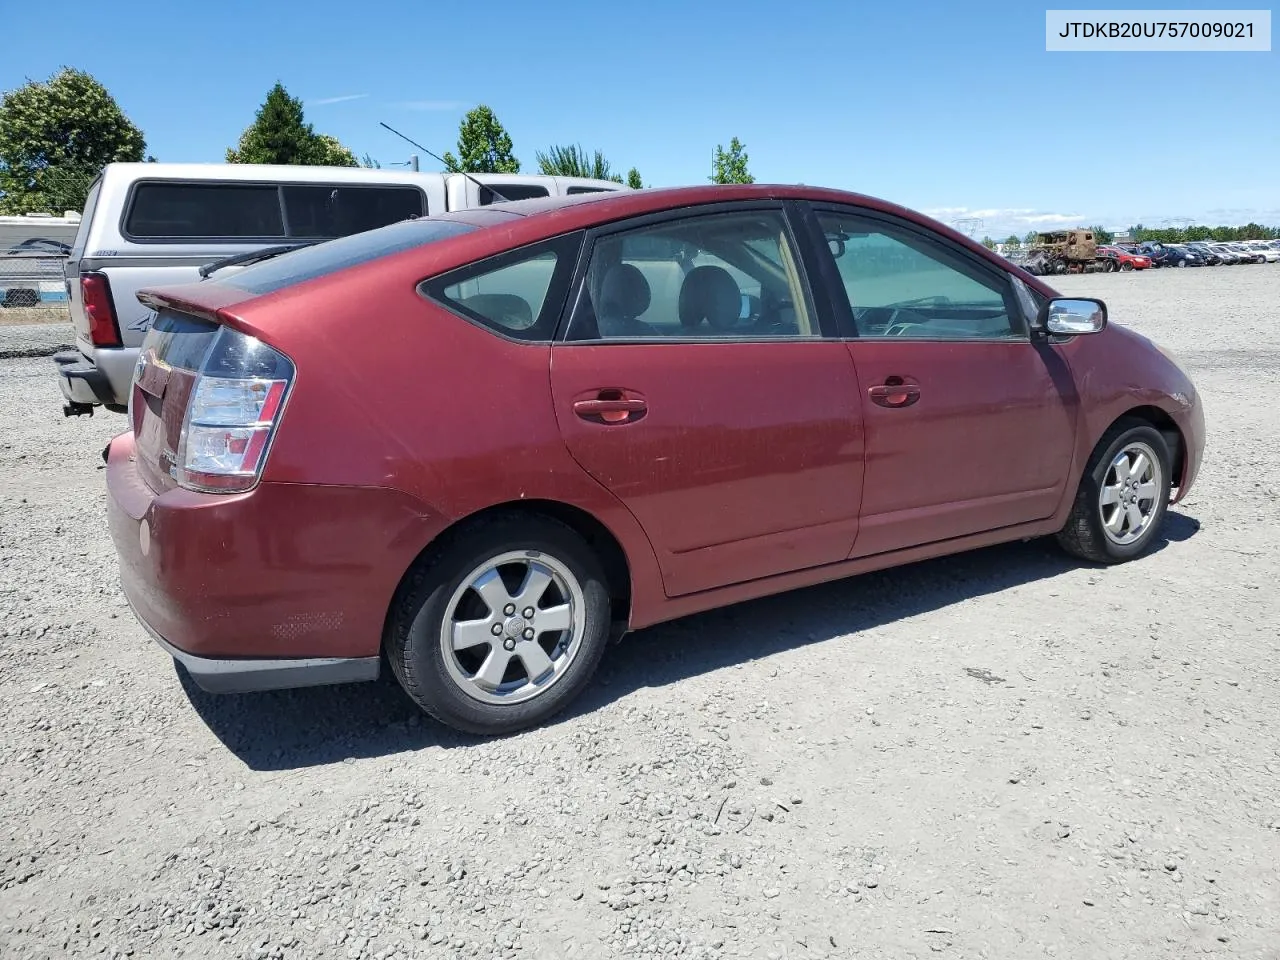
226;82;357;166
0;67;146;214
442;105;519;173
313;134;358;167
980;236;997;250
710;136;754;184
626;167;643;189
1003;234;1021;249
535;143;623;182
1088;224;1114;244
1024;229;1039;245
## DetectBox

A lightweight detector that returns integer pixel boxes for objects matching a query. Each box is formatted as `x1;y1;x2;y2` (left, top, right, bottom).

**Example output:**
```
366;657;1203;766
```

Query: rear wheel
385;513;612;736
1056;419;1173;564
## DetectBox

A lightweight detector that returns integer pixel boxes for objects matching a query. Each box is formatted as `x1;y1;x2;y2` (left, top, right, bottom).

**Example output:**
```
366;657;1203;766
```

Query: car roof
422;182;999;257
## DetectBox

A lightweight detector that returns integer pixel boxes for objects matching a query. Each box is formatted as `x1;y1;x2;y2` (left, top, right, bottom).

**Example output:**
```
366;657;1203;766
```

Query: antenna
379;121;510;203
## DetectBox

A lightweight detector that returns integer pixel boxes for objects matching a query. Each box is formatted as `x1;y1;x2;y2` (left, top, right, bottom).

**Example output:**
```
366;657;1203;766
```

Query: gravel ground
0;322;74;360
2;266;1278;960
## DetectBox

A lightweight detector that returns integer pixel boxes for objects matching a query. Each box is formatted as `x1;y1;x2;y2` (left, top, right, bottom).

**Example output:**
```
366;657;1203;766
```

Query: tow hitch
63;401;96;418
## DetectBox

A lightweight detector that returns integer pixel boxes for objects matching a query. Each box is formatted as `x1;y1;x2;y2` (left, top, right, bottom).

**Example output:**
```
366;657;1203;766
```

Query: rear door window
125;183;286;239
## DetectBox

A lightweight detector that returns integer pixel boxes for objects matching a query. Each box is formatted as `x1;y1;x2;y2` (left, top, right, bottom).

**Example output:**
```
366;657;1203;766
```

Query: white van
54;162;628;416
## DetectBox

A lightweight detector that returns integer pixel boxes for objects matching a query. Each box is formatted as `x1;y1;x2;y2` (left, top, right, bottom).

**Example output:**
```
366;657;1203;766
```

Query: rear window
566;186;613;195
282;185;425;237
478;184;551;205
217;216;478;296
126;184;285;239
124;182;428;241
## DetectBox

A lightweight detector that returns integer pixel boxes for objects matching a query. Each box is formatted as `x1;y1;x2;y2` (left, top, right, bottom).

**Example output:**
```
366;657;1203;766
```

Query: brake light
175;327;294;493
81;273;121;347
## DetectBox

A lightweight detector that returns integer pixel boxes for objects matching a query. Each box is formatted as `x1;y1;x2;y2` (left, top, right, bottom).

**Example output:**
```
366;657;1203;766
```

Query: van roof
99;162;627;191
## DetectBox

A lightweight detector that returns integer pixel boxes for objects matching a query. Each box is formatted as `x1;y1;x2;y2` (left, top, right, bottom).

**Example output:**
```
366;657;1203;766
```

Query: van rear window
478;184;551;205
123;182;428;241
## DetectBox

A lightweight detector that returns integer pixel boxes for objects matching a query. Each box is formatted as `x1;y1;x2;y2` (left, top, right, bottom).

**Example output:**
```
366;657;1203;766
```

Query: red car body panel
104;184;1206;676
845;339;1077;556
549;341;865;597
1099;246;1152;269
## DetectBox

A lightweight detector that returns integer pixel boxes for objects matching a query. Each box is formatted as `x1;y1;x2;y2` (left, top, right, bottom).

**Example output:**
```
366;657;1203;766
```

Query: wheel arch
1105;405;1186;490
382;498;634;648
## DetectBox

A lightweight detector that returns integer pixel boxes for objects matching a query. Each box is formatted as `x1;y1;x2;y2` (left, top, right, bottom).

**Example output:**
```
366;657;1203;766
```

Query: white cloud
921;205;1089;236
393;99;468;111
307;94;369;106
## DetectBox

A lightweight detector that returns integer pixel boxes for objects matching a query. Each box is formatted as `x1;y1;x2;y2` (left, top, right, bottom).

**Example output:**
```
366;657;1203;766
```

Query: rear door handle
868;380;920;408
573;395;647;424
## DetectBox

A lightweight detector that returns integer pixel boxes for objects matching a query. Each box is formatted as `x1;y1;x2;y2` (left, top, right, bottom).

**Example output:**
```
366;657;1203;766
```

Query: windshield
216;217;479;296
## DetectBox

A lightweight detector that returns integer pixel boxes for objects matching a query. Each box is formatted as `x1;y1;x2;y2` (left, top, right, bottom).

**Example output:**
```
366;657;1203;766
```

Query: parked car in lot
54;162;629;418
1142;243;1203;267
104;183;1206;735
1223;242;1269;264
1096;245;1152;271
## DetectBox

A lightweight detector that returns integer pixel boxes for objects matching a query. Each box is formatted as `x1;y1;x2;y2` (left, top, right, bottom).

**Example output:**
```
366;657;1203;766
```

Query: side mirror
1038;297;1107;336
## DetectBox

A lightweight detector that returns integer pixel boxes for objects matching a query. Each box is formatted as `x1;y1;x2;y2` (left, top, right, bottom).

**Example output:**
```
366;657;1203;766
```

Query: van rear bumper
53;349;116;409
53;346;136;413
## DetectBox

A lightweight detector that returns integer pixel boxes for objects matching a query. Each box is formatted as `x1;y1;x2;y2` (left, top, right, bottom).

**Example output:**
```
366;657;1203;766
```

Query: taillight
175;326;294;493
81;273;121;347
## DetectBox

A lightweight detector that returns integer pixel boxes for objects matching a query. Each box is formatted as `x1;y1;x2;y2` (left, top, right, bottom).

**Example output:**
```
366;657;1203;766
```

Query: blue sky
3;0;1276;237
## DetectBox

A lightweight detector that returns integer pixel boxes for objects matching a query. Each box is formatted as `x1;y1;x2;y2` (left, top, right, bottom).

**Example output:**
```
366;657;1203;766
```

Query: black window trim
794;200;1033;343
119;177;430;245
417;230;586;345
552;199;840;345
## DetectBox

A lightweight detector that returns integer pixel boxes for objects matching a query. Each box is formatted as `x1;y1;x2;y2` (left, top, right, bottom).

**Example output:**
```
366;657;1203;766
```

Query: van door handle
868;378;920;408
573;394;647;424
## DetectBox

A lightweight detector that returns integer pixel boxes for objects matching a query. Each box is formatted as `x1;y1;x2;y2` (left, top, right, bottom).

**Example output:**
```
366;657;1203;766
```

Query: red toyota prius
105;184;1205;735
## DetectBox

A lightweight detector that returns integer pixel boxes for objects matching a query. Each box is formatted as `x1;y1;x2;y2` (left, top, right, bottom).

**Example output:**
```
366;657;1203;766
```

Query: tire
1056;419;1173;565
1121;261;1134;271
1176;259;1186;267
385;513;612;736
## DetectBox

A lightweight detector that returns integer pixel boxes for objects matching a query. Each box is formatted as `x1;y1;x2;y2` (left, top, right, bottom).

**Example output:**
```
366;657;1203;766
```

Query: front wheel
385;514;612;736
1121;261;1134;271
1056;419;1173;564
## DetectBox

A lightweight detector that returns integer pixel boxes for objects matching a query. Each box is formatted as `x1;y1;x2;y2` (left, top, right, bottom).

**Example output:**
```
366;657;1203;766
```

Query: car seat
677;264;741;334
596;263;658;338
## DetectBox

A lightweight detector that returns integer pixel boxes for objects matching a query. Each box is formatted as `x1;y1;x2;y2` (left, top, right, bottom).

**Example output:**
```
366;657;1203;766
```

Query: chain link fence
0;251;71;323
0;169;89;324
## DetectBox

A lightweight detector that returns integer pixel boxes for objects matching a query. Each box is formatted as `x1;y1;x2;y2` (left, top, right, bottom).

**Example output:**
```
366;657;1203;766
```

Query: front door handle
868;378;920;408
573;393;647;424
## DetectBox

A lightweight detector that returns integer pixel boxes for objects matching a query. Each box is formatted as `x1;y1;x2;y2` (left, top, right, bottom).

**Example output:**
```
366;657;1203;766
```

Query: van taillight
81;273;121;347
175;326;295;493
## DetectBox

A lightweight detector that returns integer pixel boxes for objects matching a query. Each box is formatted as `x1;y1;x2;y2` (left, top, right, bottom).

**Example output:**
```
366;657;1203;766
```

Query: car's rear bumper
104;431;446;693
127;595;380;693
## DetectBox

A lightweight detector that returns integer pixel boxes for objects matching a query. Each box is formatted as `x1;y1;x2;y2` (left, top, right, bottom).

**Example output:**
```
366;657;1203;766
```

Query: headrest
599;263;651;319
678;264;741;329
